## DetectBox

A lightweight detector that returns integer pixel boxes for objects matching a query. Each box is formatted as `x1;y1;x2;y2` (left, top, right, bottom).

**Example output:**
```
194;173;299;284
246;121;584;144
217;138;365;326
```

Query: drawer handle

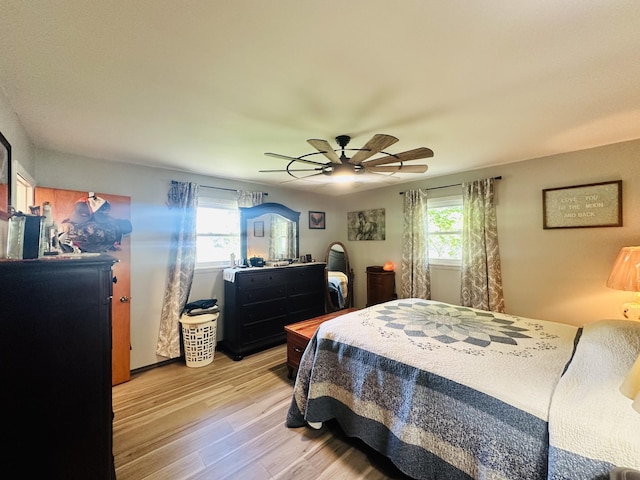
294;347;304;353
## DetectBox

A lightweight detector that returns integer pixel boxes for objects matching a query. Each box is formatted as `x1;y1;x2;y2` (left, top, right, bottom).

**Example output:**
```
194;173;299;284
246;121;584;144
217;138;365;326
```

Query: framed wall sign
0;130;11;220
253;221;264;237
542;180;622;229
309;211;325;229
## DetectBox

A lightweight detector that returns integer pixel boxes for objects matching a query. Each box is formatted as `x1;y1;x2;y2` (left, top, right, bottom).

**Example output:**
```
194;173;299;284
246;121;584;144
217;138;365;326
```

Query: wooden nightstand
366;266;396;306
285;308;358;378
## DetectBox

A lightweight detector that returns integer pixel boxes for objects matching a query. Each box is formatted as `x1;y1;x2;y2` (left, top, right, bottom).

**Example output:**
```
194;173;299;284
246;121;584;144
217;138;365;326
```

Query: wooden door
34;187;131;385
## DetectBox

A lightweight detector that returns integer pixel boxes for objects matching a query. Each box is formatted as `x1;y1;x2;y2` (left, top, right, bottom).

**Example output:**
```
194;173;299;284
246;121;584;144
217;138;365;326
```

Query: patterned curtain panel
237;190;263;208
401;189;431;299
460;178;505;312
156;181;199;358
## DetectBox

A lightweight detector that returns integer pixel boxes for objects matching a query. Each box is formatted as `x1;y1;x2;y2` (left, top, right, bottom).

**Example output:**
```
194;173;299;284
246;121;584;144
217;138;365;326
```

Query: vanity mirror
325;241;354;311
240;202;299;263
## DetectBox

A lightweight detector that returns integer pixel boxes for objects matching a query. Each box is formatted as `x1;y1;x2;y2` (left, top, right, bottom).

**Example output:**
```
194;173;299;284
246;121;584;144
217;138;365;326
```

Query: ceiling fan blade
259;168;321;173
265;152;326;166
361;147;434;167
278;172;326;183
349;134;399;165
365;164;429;173
307;139;341;164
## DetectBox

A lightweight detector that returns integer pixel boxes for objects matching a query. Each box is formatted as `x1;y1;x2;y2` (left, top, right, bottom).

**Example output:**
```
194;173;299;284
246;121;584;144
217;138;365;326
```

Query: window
15;170;34;214
196;193;240;268
427;194;463;265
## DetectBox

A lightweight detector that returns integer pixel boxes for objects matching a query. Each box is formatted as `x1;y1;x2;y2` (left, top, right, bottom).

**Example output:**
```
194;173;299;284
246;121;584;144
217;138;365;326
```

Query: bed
286;299;640;479
327;270;349;308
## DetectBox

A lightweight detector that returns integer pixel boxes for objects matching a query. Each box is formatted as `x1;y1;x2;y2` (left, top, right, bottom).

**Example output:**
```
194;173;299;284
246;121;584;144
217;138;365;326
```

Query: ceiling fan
260;134;433;181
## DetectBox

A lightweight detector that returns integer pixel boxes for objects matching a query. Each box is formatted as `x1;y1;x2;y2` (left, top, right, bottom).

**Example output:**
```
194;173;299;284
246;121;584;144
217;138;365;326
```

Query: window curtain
460;178;505;312
156;181;199;358
237;190;263;208
401;188;431;299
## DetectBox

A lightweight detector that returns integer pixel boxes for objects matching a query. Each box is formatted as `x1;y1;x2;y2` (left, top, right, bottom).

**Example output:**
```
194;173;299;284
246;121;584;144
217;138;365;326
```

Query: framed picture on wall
309;211;325;229
348;208;386;240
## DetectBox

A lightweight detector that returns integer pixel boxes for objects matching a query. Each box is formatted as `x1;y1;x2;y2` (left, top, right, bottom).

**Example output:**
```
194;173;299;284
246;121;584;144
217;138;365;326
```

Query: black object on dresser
0;255;116;480
223;263;326;360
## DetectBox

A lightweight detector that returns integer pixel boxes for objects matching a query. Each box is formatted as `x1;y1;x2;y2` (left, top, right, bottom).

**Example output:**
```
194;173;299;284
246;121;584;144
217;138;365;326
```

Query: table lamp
606;246;640;321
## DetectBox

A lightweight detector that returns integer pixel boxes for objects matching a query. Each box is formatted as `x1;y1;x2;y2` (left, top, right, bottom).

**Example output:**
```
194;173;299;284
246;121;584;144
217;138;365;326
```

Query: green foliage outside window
428;205;462;260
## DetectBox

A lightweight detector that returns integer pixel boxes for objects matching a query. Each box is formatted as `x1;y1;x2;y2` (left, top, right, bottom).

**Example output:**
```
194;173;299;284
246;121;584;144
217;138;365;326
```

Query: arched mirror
240;202;299;264
325;241;354;312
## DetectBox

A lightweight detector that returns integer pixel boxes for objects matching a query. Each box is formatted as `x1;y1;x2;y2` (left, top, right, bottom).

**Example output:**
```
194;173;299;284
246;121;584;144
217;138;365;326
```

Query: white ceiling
1;1;640;195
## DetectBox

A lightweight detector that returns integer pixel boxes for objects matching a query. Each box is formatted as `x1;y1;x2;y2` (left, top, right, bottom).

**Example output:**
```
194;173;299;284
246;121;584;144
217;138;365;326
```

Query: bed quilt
286;299;580;480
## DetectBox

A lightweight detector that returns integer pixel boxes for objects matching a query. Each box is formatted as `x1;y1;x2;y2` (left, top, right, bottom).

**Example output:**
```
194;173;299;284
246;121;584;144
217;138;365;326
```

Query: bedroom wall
34;149;340;369
339;138;640;327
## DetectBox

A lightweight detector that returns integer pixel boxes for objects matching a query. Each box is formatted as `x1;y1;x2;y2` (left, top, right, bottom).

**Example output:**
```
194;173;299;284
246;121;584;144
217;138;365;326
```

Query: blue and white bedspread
548;319;640;479
287;299;580;479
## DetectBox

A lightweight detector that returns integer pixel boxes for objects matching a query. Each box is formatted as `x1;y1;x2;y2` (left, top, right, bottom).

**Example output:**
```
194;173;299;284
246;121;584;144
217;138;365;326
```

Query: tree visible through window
427;195;463;264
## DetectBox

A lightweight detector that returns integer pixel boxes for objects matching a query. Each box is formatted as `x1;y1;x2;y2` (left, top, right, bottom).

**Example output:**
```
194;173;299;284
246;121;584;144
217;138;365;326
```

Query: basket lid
179;312;219;325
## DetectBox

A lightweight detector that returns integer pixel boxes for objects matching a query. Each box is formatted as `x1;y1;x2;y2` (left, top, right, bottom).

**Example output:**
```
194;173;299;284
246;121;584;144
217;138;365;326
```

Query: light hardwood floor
112;344;410;480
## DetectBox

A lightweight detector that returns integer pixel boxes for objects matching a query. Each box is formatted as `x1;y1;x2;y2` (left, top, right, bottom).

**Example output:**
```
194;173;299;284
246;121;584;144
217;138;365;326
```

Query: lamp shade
620;354;640;413
607;246;640;292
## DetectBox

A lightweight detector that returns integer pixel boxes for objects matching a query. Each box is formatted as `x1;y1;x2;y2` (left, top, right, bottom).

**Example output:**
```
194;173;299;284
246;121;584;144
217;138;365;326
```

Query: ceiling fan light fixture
322;163;364;178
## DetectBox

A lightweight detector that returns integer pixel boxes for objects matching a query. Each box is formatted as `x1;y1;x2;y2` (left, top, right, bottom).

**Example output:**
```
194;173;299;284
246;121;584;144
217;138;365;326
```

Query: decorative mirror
325;241;354;311
0;131;11;220
240;202;299;263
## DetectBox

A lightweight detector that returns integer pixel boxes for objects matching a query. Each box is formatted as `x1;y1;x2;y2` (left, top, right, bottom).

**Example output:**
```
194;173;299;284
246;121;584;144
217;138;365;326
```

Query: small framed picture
254;221;264;237
309;211;325;229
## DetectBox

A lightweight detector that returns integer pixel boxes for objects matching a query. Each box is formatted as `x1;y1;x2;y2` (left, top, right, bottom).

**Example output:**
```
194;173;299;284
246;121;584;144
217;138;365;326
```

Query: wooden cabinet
223;263;326;360
366;266;396;306
0;255;116;480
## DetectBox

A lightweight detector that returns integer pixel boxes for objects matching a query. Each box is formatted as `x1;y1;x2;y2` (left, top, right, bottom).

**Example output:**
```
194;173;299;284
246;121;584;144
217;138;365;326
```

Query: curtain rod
399;176;502;194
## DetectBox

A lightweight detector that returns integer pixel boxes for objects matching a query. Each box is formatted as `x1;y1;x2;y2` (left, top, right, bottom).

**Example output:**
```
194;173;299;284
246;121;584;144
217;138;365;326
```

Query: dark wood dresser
366;265;397;306
0;254;116;480
223;262;326;360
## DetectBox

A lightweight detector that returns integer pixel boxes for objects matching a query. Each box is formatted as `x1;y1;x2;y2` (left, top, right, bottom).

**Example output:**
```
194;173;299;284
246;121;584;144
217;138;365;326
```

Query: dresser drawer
286;333;309;371
236;270;288;289
240;285;286;304
286;263;325;282
288;290;324;314
241;299;287;326
288;279;322;296
243;317;287;344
